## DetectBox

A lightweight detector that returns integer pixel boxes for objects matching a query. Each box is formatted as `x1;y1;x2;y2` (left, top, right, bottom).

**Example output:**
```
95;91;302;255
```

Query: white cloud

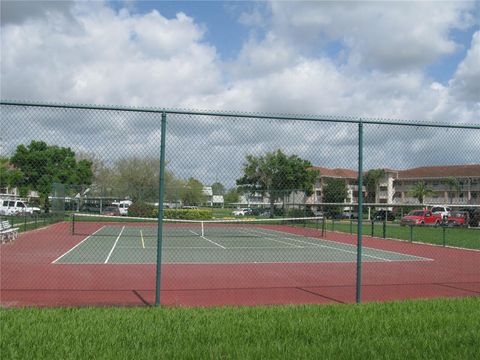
449;31;480;103
1;1;479;187
267;1;475;72
1;3;222;106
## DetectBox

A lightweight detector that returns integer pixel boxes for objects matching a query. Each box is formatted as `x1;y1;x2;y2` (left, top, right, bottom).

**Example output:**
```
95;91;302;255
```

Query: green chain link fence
1;100;479;307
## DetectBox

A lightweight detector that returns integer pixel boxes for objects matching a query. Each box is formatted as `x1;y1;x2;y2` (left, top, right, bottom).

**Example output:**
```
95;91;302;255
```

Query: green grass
1;297;479;359
325;220;480;250
1;213;65;233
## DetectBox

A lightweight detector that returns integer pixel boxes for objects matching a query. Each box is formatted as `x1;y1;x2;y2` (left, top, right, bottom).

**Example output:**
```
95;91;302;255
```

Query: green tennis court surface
54;224;432;264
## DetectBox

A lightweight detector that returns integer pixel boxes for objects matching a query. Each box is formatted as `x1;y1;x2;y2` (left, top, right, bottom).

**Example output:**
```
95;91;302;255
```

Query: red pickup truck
400;209;442;226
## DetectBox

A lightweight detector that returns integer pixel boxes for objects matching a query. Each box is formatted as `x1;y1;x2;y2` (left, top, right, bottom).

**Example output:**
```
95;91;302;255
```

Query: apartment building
391;165;480;205
308;164;480;206
307;167;363;207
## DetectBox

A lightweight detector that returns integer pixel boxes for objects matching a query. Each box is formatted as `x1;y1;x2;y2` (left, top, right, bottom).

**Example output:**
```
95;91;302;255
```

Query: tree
211;182;225;195
364;169;385;203
113;157;160;202
10;141;93;207
224;187;240;205
322;178;349;218
236;150;318;217
0;157;23;192
443;177;461;204
410;181;435;204
181;177;206;206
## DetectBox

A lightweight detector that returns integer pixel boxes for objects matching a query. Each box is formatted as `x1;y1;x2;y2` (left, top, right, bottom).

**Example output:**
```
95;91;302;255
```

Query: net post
356;121;364;304
71;213;75;235
155;111;168;307
383;217;386;239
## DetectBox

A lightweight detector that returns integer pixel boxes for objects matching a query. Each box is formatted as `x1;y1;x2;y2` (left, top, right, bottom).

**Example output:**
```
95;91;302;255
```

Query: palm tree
443;177;461;204
410;181;435;204
364;169;385;203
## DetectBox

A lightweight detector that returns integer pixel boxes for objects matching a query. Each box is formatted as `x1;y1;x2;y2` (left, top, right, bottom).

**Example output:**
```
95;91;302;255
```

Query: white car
431;206;451;220
232;208;251;216
0;199;41;216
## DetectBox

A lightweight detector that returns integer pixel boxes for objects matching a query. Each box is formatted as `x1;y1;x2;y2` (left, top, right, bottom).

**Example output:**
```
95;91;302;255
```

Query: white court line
249;228;392;261
283;236;392;261
104;226;125;264
52;226;106;264
189;229;226;249
239;229;303;248
116;245;315;250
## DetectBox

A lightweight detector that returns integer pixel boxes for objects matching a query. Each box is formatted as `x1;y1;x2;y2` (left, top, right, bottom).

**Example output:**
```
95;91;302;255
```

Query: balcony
378;191;388;198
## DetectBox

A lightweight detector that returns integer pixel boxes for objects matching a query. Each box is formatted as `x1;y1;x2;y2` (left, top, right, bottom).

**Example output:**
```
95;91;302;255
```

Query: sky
1;1;479;187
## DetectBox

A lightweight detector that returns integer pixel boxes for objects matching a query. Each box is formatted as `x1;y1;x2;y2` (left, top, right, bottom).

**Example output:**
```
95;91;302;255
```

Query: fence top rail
1;100;479;130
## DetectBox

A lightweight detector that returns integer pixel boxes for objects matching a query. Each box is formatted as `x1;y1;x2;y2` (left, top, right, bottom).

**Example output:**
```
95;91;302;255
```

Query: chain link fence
1;101;479;307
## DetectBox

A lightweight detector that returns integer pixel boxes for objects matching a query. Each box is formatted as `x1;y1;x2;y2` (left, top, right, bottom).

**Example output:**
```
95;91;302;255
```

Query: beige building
307;164;480;206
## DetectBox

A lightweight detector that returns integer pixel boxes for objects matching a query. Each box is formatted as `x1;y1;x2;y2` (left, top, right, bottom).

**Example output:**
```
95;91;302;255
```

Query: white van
0;199;41;216
116;200;132;216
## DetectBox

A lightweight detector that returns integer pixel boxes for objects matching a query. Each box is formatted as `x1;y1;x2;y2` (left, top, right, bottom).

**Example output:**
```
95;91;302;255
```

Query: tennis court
54;215;430;265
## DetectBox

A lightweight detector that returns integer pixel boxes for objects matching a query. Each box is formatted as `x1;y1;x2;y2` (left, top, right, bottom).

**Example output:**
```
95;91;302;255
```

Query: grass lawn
1;214;65;233
1;297;479;359
325;220;480;250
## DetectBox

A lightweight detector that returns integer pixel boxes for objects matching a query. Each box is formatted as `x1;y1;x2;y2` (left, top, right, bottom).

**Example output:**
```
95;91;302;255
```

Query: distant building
307;164;480;206
203;186;225;207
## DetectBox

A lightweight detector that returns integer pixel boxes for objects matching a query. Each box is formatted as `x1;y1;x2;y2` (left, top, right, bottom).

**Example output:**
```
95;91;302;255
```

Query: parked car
342;209;358;219
249;208;264;216
400;210;442;226
232;208;251;216
373;210;396;221
431;206;451;220
446;211;468;227
0;199;41;216
101;206;121;216
459;208;480;228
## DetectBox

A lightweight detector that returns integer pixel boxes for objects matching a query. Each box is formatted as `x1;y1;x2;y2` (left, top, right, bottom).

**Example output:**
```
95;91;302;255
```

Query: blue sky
105;0;479;85
119;1;257;60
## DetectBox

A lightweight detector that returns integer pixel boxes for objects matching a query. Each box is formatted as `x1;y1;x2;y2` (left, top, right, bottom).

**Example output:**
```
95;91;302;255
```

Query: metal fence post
356;121;364;304
155;111;168;306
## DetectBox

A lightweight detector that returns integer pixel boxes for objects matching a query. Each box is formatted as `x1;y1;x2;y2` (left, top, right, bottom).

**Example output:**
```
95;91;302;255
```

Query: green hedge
162;209;212;220
128;202;156;218
128;203;212;220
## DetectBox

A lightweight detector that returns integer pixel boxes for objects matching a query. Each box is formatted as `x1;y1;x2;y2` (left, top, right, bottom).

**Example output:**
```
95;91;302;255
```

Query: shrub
163;209;212;220
128;202;156;218
286;208;314;218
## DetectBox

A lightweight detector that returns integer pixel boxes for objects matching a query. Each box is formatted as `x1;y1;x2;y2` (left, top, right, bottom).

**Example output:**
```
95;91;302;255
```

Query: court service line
189;229;226;249
283;237;392;262
140;230;145;249
248;227;429;259
247;228;391;261
239;229;303;248
104;226;125;264
52;226;107;264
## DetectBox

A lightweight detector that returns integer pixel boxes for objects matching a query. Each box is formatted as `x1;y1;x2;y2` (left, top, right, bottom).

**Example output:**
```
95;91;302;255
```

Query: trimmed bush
128;202;156;218
163;209;212;220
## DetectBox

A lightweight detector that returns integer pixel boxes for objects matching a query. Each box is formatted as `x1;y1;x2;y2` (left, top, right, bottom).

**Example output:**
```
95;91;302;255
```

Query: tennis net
71;213;324;239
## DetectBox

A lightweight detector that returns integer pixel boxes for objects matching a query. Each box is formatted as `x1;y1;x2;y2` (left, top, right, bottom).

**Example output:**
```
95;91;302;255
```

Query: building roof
397;164;480;179
311;167;358;178
311;164;480;179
